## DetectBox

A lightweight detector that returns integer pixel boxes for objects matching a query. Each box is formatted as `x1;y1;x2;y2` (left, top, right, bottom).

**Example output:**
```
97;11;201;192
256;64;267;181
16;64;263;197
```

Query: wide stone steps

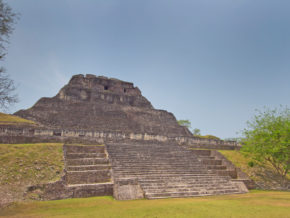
107;143;247;199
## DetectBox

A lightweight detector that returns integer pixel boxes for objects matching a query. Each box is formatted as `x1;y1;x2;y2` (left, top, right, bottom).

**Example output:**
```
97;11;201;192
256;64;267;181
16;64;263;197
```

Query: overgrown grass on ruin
0;143;64;205
1;191;289;218
0;143;64;185
219;150;290;187
0;113;35;125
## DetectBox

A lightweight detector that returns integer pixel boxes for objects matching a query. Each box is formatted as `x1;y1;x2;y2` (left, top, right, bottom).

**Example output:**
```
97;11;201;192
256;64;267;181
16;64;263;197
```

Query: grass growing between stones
0;113;35;125
0;143;64;206
0;191;289;218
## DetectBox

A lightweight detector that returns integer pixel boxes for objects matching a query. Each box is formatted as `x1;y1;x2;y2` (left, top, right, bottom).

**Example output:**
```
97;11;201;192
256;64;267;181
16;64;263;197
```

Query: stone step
138;179;231;185
111;163;202;166
113;170;207;173
215;170;237;178
67;165;111;171
141;182;234;189
189;150;211;156
113;171;209;175
201;159;222;165
198;156;215;160
143;185;239;193
66;158;109;166
65;145;105;153
139;178;230;184
111;166;205;169
141;184;234;191
145;189;241;199
66;153;107;159
66;182;113;198
207;165;227;170
66;170;111;184
114;175;224;181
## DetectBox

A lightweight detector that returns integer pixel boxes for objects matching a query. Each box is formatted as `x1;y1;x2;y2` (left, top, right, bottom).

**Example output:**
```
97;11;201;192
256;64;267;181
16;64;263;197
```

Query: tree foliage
0;0;17;59
178;120;191;129
241;106;290;187
192;128;201;136
0;0;18;110
0;69;17;109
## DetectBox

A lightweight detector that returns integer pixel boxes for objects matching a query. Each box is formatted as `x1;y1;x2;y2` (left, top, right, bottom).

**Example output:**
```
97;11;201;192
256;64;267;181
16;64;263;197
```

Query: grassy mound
0;113;35;125
219;150;290;189
0;143;64;206
0;191;289;218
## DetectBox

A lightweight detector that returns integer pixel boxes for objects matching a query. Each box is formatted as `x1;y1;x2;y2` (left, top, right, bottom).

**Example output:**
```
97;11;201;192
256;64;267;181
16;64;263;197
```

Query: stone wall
0;126;241;150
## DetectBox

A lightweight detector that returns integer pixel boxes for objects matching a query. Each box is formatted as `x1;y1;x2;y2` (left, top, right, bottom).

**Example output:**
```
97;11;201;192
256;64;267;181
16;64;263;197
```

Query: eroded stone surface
15;74;191;138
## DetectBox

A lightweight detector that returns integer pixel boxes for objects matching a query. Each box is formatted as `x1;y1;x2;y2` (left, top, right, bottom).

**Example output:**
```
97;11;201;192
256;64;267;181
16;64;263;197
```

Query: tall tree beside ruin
0;0;18;110
241;106;290;187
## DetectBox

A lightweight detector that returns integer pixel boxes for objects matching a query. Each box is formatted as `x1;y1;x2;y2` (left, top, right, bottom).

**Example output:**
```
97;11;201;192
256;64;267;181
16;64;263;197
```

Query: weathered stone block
113;178;144;200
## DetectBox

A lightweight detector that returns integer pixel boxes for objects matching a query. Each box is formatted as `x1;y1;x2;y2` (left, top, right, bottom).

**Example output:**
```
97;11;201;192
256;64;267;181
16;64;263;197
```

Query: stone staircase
107;142;248;199
190;150;237;178
189;149;255;189
63;145;113;198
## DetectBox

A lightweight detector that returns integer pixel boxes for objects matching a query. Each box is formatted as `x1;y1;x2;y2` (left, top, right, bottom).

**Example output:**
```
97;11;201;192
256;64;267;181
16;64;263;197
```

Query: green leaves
241;106;290;187
178;120;192;129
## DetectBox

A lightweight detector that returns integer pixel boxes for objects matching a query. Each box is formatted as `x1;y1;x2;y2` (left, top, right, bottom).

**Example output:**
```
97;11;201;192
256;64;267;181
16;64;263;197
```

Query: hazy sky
4;0;290;139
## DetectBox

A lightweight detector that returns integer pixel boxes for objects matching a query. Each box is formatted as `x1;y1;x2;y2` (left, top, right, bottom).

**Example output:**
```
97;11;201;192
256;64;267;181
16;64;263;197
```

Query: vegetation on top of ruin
0;143;64;205
177;120;221;140
0;112;35;125
198;135;220;140
1;191;289;217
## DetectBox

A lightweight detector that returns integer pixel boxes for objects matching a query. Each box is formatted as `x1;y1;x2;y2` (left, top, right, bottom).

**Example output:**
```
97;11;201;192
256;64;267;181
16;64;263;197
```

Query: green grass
0;191;289;218
0;113;35;125
0;143;64;185
219;150;290;188
0;143;64;205
219;150;258;179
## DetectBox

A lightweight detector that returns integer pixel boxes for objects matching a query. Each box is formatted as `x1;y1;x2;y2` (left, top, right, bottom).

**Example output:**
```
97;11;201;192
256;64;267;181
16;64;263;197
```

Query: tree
241;106;290;187
192;128;201;136
0;0;18;110
0;69;17;109
178;120;191;130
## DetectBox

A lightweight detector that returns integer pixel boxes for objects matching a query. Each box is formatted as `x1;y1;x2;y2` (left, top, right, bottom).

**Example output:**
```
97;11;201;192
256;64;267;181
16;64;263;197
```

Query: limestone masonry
15;74;191;138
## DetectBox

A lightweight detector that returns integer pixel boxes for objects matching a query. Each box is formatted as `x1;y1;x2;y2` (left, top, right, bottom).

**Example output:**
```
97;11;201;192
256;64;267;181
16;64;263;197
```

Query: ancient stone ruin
15;74;191;138
2;74;253;200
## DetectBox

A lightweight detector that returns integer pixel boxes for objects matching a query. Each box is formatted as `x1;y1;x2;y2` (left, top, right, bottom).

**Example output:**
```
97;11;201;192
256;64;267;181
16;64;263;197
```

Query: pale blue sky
4;0;290;139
